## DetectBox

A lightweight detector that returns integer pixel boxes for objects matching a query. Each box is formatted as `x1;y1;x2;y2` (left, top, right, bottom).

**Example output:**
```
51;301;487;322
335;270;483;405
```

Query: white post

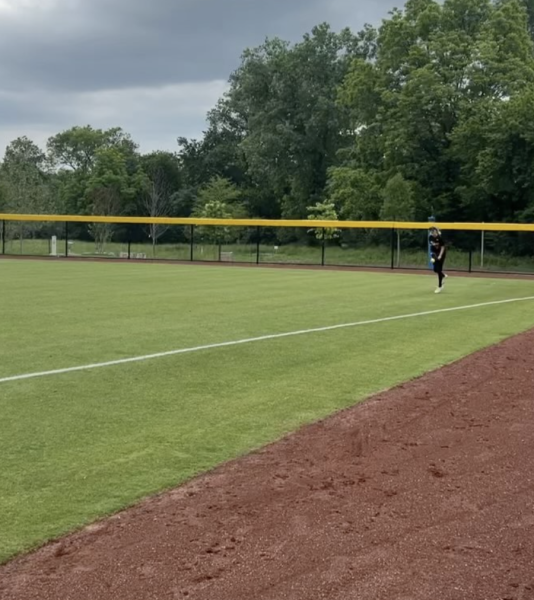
50;235;57;256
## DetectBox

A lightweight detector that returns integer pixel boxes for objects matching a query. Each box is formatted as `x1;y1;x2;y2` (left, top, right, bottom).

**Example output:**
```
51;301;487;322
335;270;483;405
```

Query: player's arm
438;239;445;260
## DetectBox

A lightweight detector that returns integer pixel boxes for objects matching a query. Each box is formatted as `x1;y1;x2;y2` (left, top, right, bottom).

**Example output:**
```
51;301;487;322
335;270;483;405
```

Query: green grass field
1;259;534;563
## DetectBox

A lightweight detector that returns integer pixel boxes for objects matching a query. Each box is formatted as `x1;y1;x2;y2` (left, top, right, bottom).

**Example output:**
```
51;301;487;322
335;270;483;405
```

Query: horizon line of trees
2;0;534;251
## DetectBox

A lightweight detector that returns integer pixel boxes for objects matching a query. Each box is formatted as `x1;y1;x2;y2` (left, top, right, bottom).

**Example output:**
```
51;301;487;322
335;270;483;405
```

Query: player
429;226;447;293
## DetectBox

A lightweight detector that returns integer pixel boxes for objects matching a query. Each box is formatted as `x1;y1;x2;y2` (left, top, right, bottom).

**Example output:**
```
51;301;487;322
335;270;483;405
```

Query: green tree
194;176;242;211
327;167;383;220
47;126;139;215
335;0;534;223
139;151;183;254
522;0;534;37
307;201;341;240
381;174;416;222
192;176;246;245
178;99;247;189
449;1;534;222
0;137;51;248
47;125;137;172
208;24;374;219
85;147;145;252
175;97;248;221
381;173;416;266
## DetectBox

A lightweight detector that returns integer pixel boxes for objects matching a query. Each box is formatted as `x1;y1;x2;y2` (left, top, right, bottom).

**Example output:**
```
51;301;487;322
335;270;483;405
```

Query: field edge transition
2;253;534;280
1;327;534;599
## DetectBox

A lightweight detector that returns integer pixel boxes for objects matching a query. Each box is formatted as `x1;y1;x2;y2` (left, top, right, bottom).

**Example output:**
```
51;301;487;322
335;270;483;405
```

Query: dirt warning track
1;331;534;600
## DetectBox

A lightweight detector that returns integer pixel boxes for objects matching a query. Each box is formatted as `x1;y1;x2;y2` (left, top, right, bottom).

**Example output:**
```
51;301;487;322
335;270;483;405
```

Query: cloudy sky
0;0;400;156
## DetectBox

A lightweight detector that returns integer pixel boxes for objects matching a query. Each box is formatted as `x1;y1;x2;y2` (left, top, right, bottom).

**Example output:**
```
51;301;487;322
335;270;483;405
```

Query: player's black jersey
429;233;446;259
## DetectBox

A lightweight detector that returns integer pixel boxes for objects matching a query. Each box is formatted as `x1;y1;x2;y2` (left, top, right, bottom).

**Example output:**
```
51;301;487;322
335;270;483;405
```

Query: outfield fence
1;214;534;274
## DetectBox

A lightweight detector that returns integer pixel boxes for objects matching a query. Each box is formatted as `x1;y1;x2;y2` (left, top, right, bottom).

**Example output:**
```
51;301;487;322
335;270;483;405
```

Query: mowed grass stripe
1;260;534;561
2;295;534;384
1;259;534;378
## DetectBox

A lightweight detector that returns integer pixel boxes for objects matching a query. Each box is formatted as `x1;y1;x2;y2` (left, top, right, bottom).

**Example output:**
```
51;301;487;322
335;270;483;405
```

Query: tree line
1;0;534;249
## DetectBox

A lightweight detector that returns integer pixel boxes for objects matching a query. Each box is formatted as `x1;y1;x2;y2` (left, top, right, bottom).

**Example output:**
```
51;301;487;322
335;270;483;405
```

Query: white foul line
2;295;534;385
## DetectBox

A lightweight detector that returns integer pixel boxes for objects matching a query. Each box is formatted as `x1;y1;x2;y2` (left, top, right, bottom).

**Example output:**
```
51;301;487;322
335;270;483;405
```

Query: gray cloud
0;0;400;154
0;80;228;154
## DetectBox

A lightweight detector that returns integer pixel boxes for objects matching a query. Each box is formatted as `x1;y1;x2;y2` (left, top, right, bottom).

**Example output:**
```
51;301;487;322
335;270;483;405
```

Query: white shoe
435;286;443;294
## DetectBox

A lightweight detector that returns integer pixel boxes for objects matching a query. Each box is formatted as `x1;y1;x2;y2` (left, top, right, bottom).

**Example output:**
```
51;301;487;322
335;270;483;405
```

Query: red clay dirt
1;331;534;600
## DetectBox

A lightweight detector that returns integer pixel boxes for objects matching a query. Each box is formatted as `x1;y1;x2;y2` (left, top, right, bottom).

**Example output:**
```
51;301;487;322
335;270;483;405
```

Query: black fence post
390;227;395;269
256;226;260;264
65;222;69;257
321;229;326;266
127;240;131;260
1;220;5;255
190;225;194;261
468;250;472;273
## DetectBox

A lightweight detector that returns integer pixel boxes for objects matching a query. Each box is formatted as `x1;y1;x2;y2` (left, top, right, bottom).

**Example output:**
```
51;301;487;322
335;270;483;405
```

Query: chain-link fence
1;217;533;275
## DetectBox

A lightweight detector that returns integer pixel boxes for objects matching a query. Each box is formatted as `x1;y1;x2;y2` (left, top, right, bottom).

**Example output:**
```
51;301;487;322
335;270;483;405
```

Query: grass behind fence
3;237;534;272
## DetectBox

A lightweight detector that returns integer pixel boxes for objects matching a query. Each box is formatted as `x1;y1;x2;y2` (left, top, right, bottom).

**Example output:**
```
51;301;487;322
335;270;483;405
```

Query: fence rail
1;213;534;231
1;214;534;275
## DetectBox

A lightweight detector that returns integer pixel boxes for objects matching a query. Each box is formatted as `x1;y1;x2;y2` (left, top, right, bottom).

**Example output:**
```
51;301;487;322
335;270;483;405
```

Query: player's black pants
433;257;446;287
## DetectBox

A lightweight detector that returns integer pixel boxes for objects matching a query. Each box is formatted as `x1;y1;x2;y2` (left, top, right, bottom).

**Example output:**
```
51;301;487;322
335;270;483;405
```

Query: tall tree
139;151;182;253
0;137;51;247
178;99;246;188
84;147;145;252
307;200;341;241
192;176;247;245
47;126;140;216
334;0;534;223
381;173;416;265
450;0;534;221
195;24;375;219
47;126;138;172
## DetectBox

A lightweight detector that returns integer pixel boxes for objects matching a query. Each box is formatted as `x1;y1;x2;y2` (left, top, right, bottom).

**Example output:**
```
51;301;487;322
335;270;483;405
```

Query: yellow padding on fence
1;214;534;232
